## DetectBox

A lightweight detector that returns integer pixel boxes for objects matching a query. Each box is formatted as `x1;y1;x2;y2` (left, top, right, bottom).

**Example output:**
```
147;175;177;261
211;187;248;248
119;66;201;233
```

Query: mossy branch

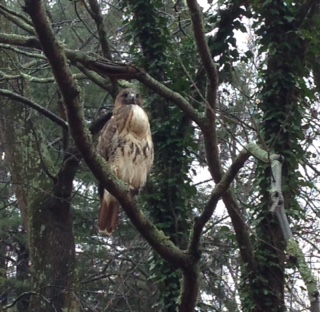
0;3;34;34
287;238;320;312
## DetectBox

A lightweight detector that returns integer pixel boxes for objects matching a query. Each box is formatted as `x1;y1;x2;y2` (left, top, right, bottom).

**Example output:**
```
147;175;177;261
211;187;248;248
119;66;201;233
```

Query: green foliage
119;0;170;74
207;3;253;82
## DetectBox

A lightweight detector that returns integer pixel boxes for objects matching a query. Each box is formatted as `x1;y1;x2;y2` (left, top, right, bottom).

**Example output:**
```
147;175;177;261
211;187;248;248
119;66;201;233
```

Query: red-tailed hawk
97;88;154;234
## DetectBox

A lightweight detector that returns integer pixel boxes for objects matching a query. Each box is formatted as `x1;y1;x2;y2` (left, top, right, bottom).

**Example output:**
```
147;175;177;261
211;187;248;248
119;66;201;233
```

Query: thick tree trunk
27;194;76;311
27;151;79;312
0;4;31;310
16;242;30;312
253;2;309;311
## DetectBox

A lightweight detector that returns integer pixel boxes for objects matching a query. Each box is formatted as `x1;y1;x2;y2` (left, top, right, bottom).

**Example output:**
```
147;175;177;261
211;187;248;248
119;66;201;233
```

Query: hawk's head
117;88;142;106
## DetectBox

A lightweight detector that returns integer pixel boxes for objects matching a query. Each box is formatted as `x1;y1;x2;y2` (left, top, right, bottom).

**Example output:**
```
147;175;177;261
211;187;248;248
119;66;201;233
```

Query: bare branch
185;143;274;311
186;0;219;110
86;0;118;97
184;0;223;208
0;88;68;129
86;0;112;59
73;56;206;126
269;156;293;241
188;142;268;251
0;82;107;180
3;291;37;310
136;73;205;126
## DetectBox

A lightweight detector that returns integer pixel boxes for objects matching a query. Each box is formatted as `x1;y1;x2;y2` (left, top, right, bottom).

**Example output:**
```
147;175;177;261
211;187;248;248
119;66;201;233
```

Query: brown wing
97;116;117;161
96;117;119;234
97;105;136;166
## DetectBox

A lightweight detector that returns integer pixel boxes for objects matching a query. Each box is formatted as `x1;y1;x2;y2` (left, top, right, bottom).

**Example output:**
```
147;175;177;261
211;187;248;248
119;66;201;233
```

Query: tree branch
86;0;118;97
0;32;41;49
287;239;320;312
0;88;68;129
136;73;205;126
3;291;37;310
184;2;223;221
186;0;219;111
188;143;270;252
0;4;34;34
73;62;113;93
23;0;191;270
185;143;273;311
0;32;205;127
0;43;45;60
86;0;112;60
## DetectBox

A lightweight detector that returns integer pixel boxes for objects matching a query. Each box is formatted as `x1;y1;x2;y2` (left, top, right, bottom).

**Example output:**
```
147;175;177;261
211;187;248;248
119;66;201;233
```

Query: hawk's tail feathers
98;191;120;235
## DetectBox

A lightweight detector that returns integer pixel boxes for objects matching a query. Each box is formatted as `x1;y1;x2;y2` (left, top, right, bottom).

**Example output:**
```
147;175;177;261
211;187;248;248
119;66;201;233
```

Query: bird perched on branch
97;88;154;234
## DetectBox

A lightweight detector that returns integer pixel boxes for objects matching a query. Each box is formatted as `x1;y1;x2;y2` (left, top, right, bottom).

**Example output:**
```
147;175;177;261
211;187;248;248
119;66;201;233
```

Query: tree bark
0;4;31;310
27;149;80;311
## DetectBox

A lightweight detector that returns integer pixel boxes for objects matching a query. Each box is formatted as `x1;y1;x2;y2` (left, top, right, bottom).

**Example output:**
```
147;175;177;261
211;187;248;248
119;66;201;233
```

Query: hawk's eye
123;92;129;97
136;93;140;98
